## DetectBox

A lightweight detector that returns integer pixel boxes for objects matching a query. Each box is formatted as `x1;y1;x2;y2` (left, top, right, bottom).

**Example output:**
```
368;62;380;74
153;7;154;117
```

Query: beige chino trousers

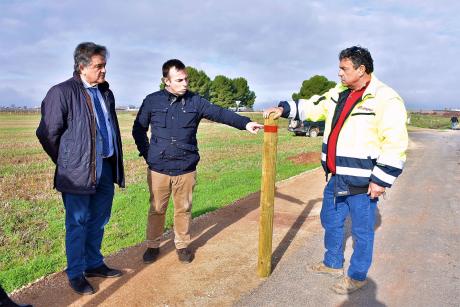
146;168;196;249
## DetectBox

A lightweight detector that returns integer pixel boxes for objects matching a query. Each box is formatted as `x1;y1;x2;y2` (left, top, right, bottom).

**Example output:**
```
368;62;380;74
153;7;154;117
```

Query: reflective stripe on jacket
279;75;408;196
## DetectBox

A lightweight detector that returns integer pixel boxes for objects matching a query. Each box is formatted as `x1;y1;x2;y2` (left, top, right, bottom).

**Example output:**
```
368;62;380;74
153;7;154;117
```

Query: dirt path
11;130;460;306
11;166;326;306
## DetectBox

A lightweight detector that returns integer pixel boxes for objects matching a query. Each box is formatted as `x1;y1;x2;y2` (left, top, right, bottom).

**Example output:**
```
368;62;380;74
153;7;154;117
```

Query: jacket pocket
151;108;168;127
181;108;199;128
343;175;371;188
336;156;373;188
175;143;198;153
164;143;198;159
57;139;74;168
351;112;376;116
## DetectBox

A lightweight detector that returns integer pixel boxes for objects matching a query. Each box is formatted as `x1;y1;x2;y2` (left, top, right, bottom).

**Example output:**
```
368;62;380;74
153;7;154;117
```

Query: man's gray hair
73;42;109;73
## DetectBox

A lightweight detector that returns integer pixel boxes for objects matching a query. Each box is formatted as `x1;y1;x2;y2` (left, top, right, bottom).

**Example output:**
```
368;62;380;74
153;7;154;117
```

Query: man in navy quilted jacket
37;42;125;295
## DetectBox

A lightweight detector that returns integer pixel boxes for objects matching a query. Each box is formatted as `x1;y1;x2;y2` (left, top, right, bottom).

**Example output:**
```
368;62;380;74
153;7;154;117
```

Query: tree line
160;68;336;108
161;66;256;109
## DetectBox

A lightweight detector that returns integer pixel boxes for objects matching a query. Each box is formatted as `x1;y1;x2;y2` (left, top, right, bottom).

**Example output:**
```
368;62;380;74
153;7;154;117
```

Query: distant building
115;105;139;112
228;106;252;112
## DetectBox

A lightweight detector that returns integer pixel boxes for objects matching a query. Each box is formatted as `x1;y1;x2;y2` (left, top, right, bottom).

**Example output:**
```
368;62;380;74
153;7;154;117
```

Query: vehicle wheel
309;128;319;137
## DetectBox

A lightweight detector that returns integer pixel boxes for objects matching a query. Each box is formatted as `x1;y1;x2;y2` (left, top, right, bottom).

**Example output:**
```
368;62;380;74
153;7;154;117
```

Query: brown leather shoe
331;276;368;294
176;248;194;263
309;261;344;278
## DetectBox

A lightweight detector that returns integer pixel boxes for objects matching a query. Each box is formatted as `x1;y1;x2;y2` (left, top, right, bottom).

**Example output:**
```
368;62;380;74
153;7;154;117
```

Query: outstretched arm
200;97;262;133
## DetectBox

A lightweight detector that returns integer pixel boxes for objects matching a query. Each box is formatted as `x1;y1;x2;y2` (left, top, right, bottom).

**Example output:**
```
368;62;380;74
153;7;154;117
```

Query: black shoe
0;302;33;307
143;247;160;264
176;248;194;263
0;299;33;307
1;285;33;307
68;276;95;295
84;264;122;278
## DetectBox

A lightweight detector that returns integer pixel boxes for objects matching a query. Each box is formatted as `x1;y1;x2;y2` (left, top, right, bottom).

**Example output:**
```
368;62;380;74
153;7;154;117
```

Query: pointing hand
246;122;264;134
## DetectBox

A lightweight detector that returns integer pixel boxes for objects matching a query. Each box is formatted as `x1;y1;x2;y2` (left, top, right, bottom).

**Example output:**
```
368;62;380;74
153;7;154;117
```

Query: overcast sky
1;0;459;110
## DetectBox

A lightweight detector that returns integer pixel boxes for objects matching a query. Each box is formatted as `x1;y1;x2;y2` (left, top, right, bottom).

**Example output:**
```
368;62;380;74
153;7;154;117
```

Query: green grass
0;111;321;292
408;112;452;129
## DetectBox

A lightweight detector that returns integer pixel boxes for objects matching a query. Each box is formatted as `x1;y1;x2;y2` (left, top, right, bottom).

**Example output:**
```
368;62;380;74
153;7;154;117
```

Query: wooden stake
257;114;278;277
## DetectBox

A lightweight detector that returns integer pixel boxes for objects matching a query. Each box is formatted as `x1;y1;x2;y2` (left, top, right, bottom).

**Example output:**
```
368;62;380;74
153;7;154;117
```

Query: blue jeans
320;176;377;281
62;159;114;279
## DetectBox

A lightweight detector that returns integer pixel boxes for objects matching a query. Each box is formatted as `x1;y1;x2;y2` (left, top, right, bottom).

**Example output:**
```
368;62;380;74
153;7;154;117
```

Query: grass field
0;111;322;292
408;112;453;129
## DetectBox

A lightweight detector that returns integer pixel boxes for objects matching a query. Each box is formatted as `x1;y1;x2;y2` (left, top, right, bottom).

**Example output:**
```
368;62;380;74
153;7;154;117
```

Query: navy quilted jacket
36;73;125;194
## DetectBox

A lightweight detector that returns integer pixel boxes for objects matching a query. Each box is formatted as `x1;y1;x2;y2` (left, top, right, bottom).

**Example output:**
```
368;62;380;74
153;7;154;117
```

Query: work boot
176;248;194;263
309;261;343;278
331;276;368;294
143;247;160;264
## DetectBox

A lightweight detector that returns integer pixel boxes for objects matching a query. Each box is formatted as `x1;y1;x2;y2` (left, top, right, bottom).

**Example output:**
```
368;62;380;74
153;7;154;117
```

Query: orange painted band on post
264;125;278;133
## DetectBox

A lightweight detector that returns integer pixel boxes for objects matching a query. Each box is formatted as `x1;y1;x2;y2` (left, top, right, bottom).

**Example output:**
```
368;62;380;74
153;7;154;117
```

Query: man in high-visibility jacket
264;46;408;294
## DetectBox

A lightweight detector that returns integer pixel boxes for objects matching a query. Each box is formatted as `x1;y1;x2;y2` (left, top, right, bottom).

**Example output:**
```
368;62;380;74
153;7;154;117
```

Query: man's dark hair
74;42;108;73
162;59;185;78
339;46;374;74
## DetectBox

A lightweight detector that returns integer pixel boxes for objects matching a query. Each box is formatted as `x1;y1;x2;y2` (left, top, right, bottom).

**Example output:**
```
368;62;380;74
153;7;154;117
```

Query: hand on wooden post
263;107;284;119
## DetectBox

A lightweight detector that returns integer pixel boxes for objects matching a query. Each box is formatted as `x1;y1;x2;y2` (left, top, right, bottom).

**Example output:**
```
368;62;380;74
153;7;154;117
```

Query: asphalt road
237;130;460;307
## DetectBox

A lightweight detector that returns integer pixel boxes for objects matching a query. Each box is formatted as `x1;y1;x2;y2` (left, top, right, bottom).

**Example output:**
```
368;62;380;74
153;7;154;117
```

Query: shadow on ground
272;194;323;270
339;278;386;307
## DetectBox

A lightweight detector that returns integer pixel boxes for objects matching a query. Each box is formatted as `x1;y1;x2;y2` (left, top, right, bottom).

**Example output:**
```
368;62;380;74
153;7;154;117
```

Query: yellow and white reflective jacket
279;75;408;196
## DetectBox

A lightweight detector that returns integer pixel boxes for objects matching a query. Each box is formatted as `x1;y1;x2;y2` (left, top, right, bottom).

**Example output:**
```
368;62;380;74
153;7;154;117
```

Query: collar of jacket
337;73;380;101
362;74;380;99
163;89;191;104
72;71;110;93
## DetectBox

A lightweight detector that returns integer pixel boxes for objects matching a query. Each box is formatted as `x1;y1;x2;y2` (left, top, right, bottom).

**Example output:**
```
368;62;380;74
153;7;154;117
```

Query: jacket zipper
82;87;97;186
103;90;119;183
326;90;365;197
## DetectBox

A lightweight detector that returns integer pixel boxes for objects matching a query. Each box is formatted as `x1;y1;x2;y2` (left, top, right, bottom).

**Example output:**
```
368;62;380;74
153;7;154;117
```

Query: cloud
0;0;459;109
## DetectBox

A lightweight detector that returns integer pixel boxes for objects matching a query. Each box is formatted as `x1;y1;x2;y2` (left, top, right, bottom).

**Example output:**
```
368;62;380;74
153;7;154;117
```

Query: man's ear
79;64;85;75
163;77;170;86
